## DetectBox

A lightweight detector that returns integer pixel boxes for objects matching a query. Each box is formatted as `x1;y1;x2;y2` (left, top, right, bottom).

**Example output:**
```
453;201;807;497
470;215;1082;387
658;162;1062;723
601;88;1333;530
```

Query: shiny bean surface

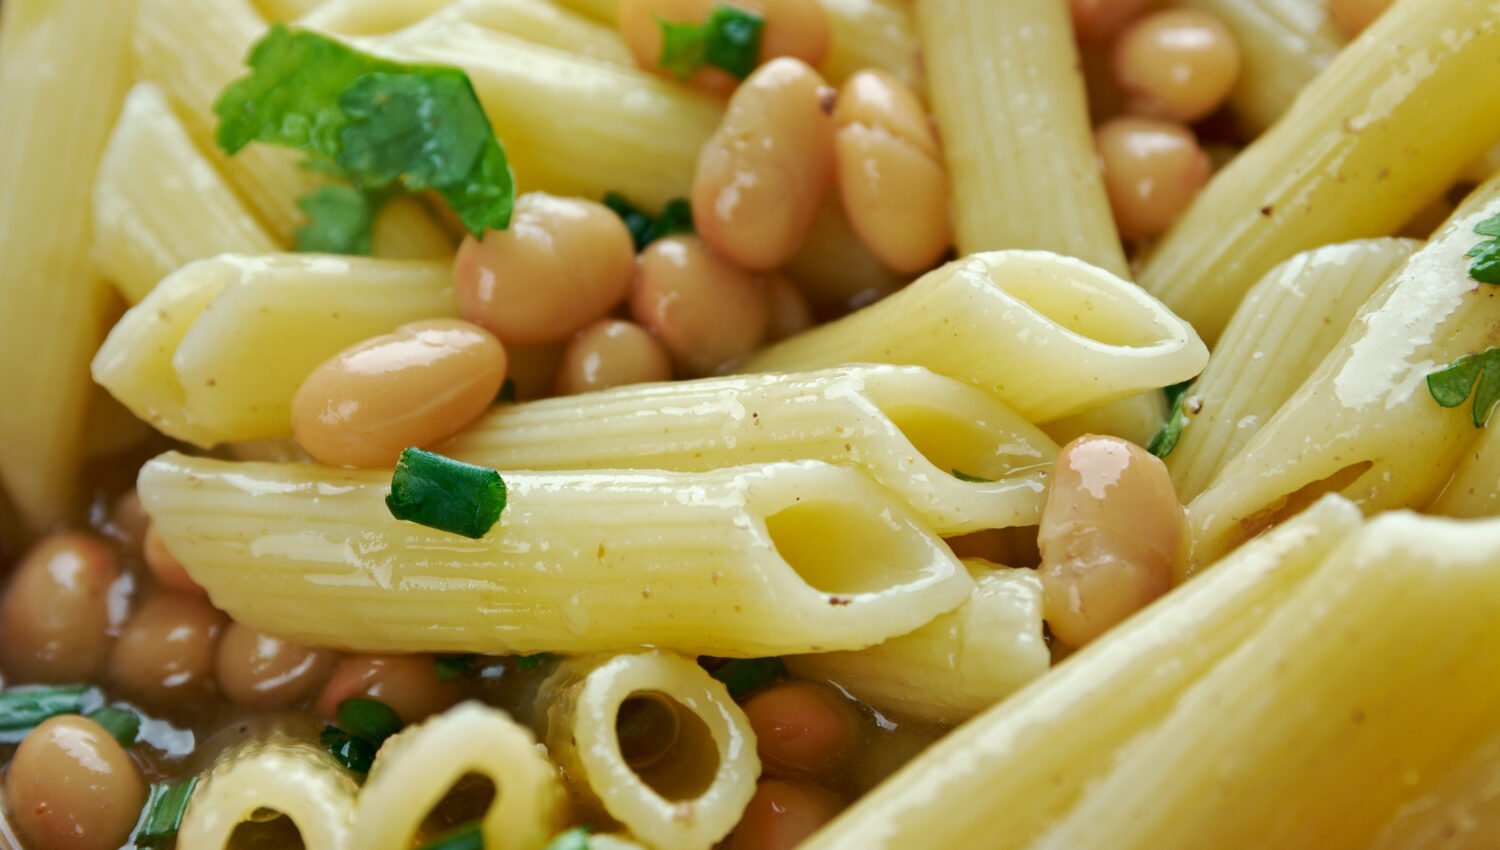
291;318;507;468
692;58;835;270
143;523;204;597
216;622;339;710
1113;10;1242;123
316;654;462;724
108;591;227;706
630;235;770;375
1329;0;1394;37
764;273;814;341
4;715;147;850
0;533;119;683
1038;435;1185;649
743;681;860;779
454;193;636;346
1096;116;1212;241
1069;0;1152;43
723;779;845;850
833;70;951;274
556;319;675;396
619;0;831;94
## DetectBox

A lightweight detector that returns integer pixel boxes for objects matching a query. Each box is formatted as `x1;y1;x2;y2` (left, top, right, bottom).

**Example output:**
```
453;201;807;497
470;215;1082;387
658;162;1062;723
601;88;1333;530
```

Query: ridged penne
94;83;278;305
415;0;634;66
354;703;563;850
297;0;453;34
914;0;1127;275
539;652;758;850
138;453;975;656
1366;728;1500;850
91;254;455;447
178;735;359;850
1429;428;1500;520
1166;238;1418;502
441;365;1057;535
1042;392;1168;451
1139;0;1500;343
742;251;1208;424
1187;180;1500;567
254;0;327;21
787;562;1049;725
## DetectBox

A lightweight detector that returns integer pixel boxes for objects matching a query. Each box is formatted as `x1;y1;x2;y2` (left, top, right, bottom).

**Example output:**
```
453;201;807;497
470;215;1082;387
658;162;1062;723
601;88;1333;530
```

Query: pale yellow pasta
94;83;278;305
354;703;563;850
91;253;455;447
1429;429;1500;519
253;0;327;21
415;0;634;66
0;0;137;532
1139;0;1500;344
914;0;1126;275
540;652;758;850
441;365;1057;535
297;0;453;35
786;562;1049;725
743;251;1208;424
1187;179;1500;567
1167;238;1418;502
1367;728;1500;850
138;453;975;656
178;736;358;850
1042;392;1168;452
797;496;1364;850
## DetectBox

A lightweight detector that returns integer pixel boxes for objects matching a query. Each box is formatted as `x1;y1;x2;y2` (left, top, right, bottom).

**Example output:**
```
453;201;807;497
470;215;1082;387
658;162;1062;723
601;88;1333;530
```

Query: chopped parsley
1466;212;1500;284
419;822;484;850
136;777;198;848
603;192;695;251
86;706;142;747
434;654;479;681
387;448;508;539
494;378;518;404
1427;348;1500;427
321;697;403;773
709;657;787;699
1148;381;1194;458
951;469;995;483
514;653;553;671
320;726;379;773
0;684;89;740
657;4;764;80
543;827;593;850
215;25;514;253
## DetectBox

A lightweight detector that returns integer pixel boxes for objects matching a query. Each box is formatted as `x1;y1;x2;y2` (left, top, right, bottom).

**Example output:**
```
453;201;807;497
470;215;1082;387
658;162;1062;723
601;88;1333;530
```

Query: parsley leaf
86;706;142;747
603;192;694;250
295;185;384;254
387;448;508;539
951;469;995;483
1467;213;1500;284
514;652;553;671
656;4;764;80
434;655;479;682
420;823;484;850
1148;381;1194;458
709;657;787;699
1427;348;1500;427
320;726;378;773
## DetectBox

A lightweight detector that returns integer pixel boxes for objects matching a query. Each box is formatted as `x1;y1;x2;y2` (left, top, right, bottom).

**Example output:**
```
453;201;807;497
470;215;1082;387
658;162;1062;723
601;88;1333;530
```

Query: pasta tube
297;0;453;34
1429;429;1500;519
742;251;1208;424
1366;729;1500;850
354;703;563;850
1139;0;1500;343
138;453;975;657
0;0;137;530
1043;392;1167;451
1187;180;1500;567
255;0;327;20
178;735;358;850
91;253;456;447
414;0;634;66
539;652;758;850
94;83;278;305
797;496;1365;850
786;562;1049;725
914;0;1127;274
1166;238;1418;501
441;365;1057;535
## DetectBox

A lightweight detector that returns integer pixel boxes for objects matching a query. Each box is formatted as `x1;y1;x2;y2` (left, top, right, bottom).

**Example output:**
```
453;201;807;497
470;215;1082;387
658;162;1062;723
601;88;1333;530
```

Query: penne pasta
914;0;1127;275
91;254;456;447
786;562;1049;725
254;0;327;21
414;0;634;66
1042;391;1168;451
440;365;1058;535
742;251;1208;424
1428;428;1500;520
138;453;976;657
539;652;758;850
1166;238;1418;501
1366;727;1500;850
1139;0;1500;344
94;83;278;305
297;0;453;35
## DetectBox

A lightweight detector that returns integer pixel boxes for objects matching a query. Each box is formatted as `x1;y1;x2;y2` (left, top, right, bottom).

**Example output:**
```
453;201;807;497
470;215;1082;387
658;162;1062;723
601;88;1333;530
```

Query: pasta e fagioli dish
3;0;1500;848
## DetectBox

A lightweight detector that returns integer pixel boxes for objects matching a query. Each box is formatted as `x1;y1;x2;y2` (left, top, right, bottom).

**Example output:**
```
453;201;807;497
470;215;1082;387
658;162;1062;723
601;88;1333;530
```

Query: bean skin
1069;0;1152;43
4;715;148;850
1113;10;1242;123
556;319;675;396
630;235;770;376
1095;116;1212;241
143;522;205;597
315;654;463;725
722;779;845;850
764;273;814;342
216;622;339;711
742;681;860;779
0;533;119;683
108;591;227;707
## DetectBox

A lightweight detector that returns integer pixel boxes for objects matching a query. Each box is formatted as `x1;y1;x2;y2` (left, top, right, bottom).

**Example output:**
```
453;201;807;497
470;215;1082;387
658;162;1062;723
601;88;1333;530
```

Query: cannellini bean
108;591;227;706
290;318;507;468
1038;435;1185;649
4;715;147;850
619;0;831;95
1330;0;1394;37
0;533;119;682
692;58;835;271
833;69;951;274
143;522;205;596
723;779;845;850
556;319;675;396
1095;116;1212;241
742;681;860;779
1069;0;1152;43
316;654;462;725
630;235;770;375
765;273;814;341
454;193;636;346
216;622;339;710
1113;10;1242;123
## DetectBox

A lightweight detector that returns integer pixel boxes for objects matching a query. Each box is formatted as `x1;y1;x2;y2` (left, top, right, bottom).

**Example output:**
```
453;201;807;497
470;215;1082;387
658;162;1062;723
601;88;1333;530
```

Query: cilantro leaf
655;4;764;80
603;192;695;250
1148;384;1193;458
295;185;383;255
1466;213;1500;284
1427;348;1500;427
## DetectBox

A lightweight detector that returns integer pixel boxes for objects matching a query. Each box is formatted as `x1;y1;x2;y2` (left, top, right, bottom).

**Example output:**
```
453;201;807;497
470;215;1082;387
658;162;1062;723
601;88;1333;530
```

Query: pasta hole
415;772;497;844
228;808;304;850
765;500;935;595
880;402;1047;485
1238;460;1376;542
946;525;1042;568
616;692;719;801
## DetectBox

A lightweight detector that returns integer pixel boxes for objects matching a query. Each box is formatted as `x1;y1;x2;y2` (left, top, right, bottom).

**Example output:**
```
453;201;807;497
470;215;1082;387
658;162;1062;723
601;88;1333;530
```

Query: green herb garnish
320;726;379;773
295;185;386;254
1427;348;1500;427
1466;212;1500;284
336;698;403;744
603;192;695;251
494;378;518;404
710;657;787;699
136;777;198;848
657;4;764;80
86;706;142;747
514;653;554;671
215;24;514;250
435;655;479;682
387;447;508;539
543;827;593;850
0;684;89;739
951;469;995;483
420;822;485;850
1148;381;1195;458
